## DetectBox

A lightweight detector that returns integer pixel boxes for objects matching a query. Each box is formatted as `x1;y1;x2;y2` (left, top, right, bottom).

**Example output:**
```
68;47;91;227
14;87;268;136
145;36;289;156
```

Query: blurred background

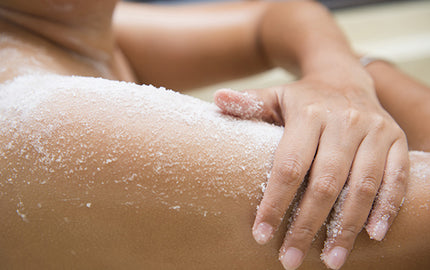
126;0;430;101
128;0;407;9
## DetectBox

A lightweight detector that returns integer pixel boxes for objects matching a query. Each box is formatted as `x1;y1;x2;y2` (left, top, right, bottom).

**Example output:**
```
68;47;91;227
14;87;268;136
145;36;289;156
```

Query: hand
214;74;409;270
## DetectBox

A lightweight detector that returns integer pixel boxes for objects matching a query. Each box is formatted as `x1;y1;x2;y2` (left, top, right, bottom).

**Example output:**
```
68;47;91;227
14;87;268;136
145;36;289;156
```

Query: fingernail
369;220;389;241
253;222;273;244
279;247;304;270
324;246;348;270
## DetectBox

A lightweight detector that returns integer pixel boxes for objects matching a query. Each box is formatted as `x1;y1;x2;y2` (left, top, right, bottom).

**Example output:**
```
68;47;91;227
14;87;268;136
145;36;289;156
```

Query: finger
365;138;409;241
321;133;391;270
214;88;264;119
213;88;282;124
252;115;321;245
278;125;359;270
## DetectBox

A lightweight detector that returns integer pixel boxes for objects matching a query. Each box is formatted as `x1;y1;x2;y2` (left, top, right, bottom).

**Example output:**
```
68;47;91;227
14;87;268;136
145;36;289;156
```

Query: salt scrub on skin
0;34;52;81
320;151;430;268
365;151;430;241
409;151;430;180
321;185;350;269
0;74;283;218
401;151;430;216
323;185;350;250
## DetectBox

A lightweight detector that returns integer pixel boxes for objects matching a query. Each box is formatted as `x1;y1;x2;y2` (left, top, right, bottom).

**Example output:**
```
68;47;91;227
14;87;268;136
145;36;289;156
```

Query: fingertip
252;222;274;245
365;198;398;241
279;247;304;270
364;139;407;242
213;88;235;100
322;246;349;270
366;216;390;241
213;88;234;108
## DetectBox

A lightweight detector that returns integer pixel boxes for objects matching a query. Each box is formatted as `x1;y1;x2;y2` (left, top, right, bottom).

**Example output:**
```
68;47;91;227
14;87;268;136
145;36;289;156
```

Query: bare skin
0;71;429;270
101;4;410;269
1;6;409;269
0;0;429;269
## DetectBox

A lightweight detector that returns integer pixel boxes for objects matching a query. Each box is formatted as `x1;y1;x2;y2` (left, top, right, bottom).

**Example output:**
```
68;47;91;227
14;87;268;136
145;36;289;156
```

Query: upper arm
113;1;272;90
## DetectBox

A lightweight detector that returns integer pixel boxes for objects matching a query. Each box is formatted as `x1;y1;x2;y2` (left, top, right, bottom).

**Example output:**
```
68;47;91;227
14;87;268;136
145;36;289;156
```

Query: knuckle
398;129;408;141
395;168;409;186
339;223;361;242
390;121;403;132
290;223;316;242
371;114;387;132
386;167;409;187
312;175;339;201
326;156;349;170
357;175;380;198
390;123;407;139
303;104;323;119
275;158;304;184
259;199;286;219
344;108;361;127
266;108;283;125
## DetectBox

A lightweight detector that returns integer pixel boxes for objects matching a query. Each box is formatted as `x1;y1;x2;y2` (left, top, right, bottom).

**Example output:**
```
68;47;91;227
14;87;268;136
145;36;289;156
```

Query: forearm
114;1;271;90
114;1;369;90
259;1;350;73
258;0;372;90
366;61;430;151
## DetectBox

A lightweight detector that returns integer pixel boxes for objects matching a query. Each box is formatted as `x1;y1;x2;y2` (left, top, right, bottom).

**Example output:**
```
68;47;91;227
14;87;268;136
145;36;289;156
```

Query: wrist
299;49;357;76
359;56;392;68
300;51;375;93
302;55;375;94
361;57;397;102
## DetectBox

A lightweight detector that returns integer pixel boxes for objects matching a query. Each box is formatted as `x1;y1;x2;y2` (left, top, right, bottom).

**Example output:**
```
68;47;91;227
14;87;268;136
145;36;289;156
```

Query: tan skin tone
114;3;410;269
0;0;429;269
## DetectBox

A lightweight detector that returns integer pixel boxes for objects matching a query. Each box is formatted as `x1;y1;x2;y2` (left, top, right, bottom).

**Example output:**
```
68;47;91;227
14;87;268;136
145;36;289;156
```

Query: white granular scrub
409;151;430;180
0;74;283;217
16;200;29;223
322;184;350;257
260;182;267;193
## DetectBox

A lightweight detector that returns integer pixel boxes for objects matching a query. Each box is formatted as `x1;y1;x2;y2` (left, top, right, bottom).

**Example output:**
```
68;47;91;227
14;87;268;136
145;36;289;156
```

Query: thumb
214;88;265;119
214;88;282;125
